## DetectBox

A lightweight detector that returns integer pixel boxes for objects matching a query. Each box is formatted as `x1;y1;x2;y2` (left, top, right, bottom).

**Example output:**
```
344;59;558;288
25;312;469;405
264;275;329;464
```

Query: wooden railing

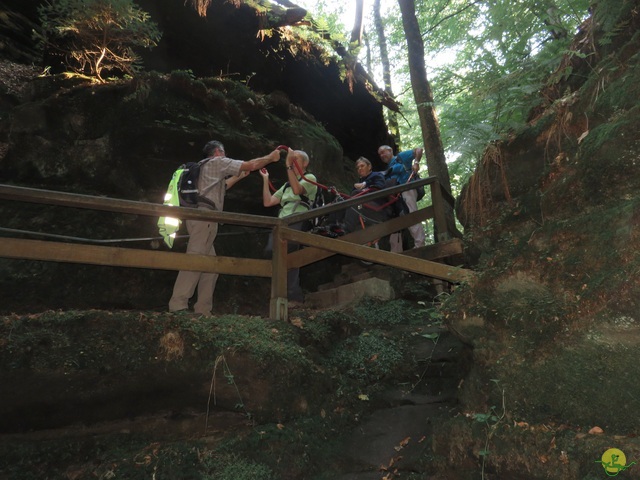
0;179;473;321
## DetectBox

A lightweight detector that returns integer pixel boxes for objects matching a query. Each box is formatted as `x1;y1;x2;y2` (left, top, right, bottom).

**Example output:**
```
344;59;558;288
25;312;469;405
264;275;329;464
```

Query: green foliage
427;0;589;178
314;307;360;329
592;0;636;47
300;316;333;344
214;415;351;479
37;0;161;82
353;298;431;326
328;0;591;184
185;314;310;367
329;330;403;382
201;453;275;480
0;436;205;479
312;15;348;45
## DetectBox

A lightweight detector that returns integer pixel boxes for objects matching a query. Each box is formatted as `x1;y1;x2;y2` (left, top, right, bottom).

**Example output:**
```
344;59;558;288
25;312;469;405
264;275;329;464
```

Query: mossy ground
0;298;459;479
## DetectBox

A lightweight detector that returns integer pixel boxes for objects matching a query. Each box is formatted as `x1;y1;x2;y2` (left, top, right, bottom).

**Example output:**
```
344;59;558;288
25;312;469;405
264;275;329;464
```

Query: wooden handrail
0;181;471;322
281;227;472;283
0;237;272;277
281;175;442;226
0;184;280;228
288;207;434;269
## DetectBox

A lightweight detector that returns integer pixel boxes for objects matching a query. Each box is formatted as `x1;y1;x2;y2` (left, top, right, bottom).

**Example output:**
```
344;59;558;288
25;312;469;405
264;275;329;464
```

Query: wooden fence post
269;226;288;321
430;181;452;242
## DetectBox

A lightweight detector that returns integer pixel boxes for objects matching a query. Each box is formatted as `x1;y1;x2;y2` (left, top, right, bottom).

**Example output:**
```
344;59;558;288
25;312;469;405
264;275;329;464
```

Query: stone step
305;276;395;309
318;269;374;291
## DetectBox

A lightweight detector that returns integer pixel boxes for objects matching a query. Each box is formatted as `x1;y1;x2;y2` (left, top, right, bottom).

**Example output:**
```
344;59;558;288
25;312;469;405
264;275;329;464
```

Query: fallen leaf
589;426;604;435
559;451;569;464
577;130;589;144
358;394;369;401
276;423;285;430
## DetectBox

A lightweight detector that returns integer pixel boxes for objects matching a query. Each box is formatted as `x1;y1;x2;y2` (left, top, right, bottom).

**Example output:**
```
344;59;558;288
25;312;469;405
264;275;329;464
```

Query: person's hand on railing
267;148;282;164
412;147;423;173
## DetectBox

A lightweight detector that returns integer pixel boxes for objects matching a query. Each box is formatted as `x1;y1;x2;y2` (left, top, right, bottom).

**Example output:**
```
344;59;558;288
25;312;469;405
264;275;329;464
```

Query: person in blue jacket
378;144;426;252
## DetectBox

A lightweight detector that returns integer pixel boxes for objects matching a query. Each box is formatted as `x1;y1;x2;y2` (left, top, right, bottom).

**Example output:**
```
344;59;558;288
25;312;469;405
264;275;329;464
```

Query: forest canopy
294;0;592;189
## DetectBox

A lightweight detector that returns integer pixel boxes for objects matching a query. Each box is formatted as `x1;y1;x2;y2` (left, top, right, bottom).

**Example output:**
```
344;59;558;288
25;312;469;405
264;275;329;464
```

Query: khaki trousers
169;219;219;315
390;188;426;252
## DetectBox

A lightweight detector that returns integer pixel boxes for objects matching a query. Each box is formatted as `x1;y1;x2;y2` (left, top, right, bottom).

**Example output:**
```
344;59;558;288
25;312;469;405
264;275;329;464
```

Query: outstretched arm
225;170;249;189
260;168;281;207
240;149;281;172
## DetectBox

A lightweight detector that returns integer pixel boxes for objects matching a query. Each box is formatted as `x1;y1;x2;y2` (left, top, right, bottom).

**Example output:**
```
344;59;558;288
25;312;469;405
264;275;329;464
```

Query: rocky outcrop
0;69;348;313
0;0;399;314
2;0;394;163
443;4;640;478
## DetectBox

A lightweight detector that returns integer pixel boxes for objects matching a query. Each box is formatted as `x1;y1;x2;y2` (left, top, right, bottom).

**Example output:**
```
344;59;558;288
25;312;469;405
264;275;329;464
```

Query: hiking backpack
305;187;326;229
157;159;208;248
175;160;208;207
282;181;326;230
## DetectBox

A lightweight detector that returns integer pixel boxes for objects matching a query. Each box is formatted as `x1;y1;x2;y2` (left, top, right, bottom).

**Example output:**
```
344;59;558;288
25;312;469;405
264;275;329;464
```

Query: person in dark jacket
353;156;386;192
344;157;395;236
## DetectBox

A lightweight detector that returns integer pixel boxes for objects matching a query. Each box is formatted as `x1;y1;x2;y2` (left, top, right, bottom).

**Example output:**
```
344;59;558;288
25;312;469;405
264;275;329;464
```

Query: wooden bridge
0;178;474;321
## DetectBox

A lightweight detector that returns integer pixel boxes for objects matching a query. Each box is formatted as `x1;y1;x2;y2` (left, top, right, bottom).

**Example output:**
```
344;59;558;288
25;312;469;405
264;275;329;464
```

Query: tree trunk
351;0;365;46
374;0;399;145
397;0;460;239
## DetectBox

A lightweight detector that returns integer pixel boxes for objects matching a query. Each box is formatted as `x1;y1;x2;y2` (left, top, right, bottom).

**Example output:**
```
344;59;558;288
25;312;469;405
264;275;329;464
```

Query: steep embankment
439;3;640;479
0;297;469;479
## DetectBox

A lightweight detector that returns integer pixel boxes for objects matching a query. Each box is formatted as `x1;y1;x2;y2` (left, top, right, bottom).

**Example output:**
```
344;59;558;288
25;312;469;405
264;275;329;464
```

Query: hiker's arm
239;149;280;172
225;170;249;189
412;148;423;173
368;172;386;190
260;169;281;207
388;162;405;176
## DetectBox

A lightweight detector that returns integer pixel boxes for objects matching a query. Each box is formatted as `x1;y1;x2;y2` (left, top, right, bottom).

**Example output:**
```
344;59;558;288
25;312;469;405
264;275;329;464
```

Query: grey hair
296;150;310;167
378;145;393;153
355;156;372;168
203;140;225;157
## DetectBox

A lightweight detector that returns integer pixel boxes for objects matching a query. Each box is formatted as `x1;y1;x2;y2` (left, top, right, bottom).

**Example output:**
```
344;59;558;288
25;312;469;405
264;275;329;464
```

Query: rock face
135;0;394;163
0;0;397;314
2;0;393;163
0;70;349;314
441;5;640;478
